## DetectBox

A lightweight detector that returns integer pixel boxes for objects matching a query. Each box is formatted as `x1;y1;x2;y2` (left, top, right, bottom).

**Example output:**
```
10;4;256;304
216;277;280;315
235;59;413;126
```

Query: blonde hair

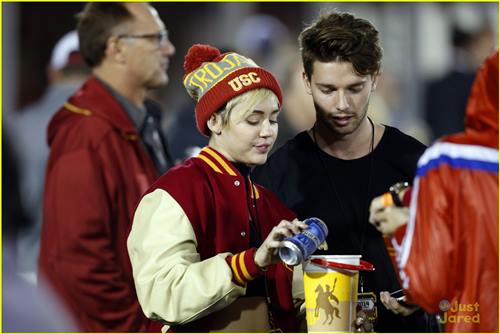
216;88;279;129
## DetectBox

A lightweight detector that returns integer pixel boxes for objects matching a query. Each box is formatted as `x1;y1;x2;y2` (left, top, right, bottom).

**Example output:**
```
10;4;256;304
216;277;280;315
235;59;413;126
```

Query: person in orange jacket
369;51;498;332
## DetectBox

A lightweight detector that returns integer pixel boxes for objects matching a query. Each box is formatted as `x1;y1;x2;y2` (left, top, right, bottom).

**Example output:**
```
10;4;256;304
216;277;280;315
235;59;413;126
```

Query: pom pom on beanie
183;44;221;74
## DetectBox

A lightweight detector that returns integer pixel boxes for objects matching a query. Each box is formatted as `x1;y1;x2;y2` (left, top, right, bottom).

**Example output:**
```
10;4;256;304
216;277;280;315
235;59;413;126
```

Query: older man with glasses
38;3;175;332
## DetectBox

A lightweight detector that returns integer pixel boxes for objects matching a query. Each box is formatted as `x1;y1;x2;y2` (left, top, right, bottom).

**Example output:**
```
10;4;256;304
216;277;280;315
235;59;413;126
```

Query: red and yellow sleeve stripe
225;248;264;286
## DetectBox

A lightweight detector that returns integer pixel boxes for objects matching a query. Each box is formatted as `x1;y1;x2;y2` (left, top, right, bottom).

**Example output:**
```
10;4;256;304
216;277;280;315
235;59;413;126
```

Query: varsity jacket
39;76;162;332
128;146;298;332
392;52;498;332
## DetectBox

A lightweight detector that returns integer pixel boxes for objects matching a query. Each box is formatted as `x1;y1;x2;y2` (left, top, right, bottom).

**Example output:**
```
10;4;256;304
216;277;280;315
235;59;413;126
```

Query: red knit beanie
183;44;283;136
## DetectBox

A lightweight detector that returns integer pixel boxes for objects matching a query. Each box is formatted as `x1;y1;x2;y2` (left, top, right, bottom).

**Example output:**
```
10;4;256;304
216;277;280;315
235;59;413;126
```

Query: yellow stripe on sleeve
230;254;245;285
238;251;254;281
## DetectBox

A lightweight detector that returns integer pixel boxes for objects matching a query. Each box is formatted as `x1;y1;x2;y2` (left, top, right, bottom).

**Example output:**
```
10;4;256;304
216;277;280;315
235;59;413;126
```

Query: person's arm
128;188;307;325
128;189;247;325
369;173;451;314
369;193;417;318
42;148;153;331
392;165;452;313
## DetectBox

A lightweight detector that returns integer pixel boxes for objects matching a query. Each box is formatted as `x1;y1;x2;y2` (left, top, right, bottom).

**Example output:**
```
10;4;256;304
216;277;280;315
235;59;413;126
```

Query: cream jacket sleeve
127;189;246;325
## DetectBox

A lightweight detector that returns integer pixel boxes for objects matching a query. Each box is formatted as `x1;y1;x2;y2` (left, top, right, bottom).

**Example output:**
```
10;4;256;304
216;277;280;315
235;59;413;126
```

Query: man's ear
371;73;381;92
302;71;312;95
207;114;223;135
105;35;126;63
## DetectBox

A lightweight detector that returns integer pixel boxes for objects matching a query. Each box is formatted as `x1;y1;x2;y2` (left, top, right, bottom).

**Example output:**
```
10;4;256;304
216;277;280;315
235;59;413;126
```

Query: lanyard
311;117;375;257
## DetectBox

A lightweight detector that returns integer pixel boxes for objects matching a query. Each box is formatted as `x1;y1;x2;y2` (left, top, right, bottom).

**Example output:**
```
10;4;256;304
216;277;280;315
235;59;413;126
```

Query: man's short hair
76;3;134;68
299;10;383;79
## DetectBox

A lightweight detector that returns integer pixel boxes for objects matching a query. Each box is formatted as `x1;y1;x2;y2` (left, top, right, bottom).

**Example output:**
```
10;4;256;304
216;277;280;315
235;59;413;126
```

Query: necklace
312;117;375;254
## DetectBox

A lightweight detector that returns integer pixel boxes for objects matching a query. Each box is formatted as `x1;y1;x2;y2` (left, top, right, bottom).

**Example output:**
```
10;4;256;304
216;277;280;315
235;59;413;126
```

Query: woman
127;44;306;332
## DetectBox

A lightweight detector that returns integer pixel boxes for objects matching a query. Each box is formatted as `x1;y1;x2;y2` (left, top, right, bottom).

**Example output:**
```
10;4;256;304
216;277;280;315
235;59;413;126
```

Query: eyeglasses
118;30;169;48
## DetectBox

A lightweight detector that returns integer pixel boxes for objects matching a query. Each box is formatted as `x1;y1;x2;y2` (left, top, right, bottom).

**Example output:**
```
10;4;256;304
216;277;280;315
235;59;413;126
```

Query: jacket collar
195;146;260;199
196;146;239;176
66;76;138;136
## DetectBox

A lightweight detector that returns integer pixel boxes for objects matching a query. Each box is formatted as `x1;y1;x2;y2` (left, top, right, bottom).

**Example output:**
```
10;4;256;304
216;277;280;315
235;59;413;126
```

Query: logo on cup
314;282;341;324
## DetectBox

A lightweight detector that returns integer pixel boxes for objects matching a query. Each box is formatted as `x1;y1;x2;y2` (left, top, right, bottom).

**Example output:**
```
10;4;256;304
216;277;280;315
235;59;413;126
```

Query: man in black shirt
253;10;429;332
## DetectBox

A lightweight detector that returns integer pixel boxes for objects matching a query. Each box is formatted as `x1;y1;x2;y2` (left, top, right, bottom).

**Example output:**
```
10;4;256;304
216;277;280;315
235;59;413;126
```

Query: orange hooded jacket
393;51;498;332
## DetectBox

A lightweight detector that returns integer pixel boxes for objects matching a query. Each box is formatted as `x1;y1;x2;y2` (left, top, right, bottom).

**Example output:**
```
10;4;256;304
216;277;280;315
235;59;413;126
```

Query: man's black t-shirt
253;126;428;332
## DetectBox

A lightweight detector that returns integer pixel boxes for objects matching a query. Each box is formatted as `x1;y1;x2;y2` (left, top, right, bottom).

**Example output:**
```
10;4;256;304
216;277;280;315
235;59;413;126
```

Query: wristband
389;182;409;207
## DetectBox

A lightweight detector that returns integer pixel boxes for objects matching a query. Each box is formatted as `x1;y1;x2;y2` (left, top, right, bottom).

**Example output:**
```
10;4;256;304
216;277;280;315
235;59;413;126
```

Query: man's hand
369;194;409;235
254;219;308;268
379;291;419;316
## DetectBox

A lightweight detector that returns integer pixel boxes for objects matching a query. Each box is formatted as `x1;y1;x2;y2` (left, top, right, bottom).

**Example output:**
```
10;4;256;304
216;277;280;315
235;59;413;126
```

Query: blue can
278;217;328;266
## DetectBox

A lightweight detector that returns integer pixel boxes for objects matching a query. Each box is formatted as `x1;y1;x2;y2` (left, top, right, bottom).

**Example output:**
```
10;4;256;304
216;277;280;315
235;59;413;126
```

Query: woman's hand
254;219;308;269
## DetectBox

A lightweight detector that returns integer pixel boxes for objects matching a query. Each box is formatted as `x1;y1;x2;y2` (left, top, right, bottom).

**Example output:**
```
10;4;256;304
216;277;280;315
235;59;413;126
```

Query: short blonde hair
214;88;279;132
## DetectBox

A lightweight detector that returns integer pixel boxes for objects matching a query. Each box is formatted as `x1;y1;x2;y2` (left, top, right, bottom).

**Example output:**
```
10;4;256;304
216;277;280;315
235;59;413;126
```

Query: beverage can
278;217;328;266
